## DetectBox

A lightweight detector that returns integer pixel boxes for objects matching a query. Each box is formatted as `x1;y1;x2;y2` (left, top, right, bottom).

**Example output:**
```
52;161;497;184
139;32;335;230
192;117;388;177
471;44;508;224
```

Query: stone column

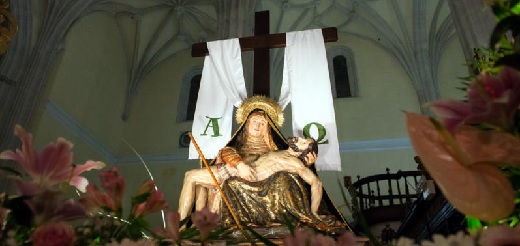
0;0;99;191
447;0;496;63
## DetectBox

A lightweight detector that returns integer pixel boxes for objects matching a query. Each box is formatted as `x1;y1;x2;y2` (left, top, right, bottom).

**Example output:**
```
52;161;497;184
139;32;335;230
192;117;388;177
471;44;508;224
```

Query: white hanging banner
280;29;342;171
189;39;247;159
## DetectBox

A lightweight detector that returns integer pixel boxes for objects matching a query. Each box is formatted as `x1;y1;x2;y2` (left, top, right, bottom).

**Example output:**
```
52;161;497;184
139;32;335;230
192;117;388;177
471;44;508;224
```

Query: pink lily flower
429;66;520;132
133;188;168;218
8;179;85;225
106;238;156;246
478;224;520;245
310;233;336;246
283;229;314;246
31;221;77;246
190;207;219;242
28;189;86;225
69;160;106;193
154;211;181;243
335;232;357;245
0;125;105;192
99;167;125;210
78;184;118;212
406;112;519;221
136;179;156;196
426;99;472;132
0;193;7;230
13;178;40;196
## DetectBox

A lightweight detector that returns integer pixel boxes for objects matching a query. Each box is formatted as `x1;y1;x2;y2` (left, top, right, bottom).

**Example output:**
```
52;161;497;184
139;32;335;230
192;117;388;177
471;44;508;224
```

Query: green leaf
491;3;509;20
207;227;230;240
4;196;33;228
180;216;190;227
244;225;277;246
131;192;151;206
282;214;295;234
510;216;519;227
466;217;483;233
489;15;520;50
491;0;520;19
0;166;23;177
509;0;520;14
124;218;150;240
495;54;520;69
180;227;199;239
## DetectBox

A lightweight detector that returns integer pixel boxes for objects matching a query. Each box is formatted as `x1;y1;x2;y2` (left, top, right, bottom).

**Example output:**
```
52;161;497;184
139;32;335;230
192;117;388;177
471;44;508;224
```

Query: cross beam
191;27;338;57
191;11;338;96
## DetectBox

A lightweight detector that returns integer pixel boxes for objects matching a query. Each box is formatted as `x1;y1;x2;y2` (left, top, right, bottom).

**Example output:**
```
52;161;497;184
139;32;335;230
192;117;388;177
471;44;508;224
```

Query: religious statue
0;0;18;55
249;136;322;217
179;96;350;233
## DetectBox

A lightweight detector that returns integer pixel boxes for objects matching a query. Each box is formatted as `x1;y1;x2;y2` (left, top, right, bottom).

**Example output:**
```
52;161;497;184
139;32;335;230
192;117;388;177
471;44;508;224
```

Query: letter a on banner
189;39;247;159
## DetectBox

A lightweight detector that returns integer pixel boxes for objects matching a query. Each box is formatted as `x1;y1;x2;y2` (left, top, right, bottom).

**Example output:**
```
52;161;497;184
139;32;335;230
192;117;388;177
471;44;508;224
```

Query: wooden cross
191;11;338;97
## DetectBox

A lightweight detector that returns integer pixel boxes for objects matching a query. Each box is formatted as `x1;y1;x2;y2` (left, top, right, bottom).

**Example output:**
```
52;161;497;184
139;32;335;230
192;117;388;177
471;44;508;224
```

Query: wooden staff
188;132;244;231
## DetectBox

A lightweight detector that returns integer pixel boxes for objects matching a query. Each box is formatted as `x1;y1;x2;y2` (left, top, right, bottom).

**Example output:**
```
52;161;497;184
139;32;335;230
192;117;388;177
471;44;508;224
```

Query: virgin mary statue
214;96;352;233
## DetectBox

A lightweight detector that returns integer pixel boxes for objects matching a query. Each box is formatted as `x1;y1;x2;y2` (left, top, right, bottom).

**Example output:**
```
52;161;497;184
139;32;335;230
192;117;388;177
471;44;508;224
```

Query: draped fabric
279;29;342;171
220;171;348;233
218;112;349;233
189;39;247;159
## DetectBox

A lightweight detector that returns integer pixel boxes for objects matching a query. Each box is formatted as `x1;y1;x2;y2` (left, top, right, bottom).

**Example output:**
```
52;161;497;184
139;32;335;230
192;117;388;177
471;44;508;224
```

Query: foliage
0;125;231;245
405;0;520;239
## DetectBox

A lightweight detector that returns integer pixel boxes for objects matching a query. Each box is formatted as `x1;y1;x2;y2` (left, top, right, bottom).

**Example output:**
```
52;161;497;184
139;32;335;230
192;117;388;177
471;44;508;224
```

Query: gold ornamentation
0;0;17;55
236;95;284;128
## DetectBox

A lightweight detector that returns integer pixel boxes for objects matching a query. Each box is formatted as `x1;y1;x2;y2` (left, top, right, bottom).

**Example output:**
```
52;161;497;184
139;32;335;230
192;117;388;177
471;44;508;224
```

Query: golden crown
236;95;284;128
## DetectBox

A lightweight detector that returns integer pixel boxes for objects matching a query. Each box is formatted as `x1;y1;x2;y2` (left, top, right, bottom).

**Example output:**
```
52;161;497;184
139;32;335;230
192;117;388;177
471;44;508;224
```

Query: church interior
1;0;517;245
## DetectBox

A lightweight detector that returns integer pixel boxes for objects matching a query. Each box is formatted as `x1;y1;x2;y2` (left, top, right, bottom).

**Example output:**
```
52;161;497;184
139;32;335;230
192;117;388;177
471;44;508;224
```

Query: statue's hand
237;162;256;181
305;152;317;166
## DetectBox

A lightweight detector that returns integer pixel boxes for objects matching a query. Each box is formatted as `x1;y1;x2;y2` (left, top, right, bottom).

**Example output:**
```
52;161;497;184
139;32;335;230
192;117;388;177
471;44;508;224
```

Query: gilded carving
0;0;17;55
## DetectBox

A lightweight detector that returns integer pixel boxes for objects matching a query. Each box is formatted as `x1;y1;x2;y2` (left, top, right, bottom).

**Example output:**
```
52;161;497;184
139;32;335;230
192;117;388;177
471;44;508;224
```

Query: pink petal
455;126;520;166
69;176;89;193
137;180;156;195
479;224;520;245
134;191;167;217
37;138;74;181
166;211;180;241
69;161;105;193
498;66;520;97
14;125;36;165
53;200;87;222
191;207;219;240
78;184;117;212
0;150;18;160
99;167;124;209
31;222;77;246
72;161;105;176
13;178;40;196
406;112;515;221
427;100;472;132
336;232;357;245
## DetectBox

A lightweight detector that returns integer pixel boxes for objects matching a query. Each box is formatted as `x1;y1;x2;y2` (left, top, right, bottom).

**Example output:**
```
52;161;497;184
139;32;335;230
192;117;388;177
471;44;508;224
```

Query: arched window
327;46;359;98
177;67;202;122
333;55;352;98
186;74;201;120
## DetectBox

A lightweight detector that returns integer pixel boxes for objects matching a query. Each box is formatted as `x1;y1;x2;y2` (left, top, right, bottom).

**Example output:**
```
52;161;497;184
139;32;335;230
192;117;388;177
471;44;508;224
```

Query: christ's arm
295;165;323;216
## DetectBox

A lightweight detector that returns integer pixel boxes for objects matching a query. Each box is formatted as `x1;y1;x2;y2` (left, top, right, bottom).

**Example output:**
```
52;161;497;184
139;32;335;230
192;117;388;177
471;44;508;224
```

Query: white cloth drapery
279;29;342;171
189;39;247;159
190;30;342;171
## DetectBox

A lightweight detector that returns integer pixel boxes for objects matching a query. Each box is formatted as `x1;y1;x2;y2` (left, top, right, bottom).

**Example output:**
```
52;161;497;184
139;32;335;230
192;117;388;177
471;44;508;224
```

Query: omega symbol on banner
303;122;328;144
